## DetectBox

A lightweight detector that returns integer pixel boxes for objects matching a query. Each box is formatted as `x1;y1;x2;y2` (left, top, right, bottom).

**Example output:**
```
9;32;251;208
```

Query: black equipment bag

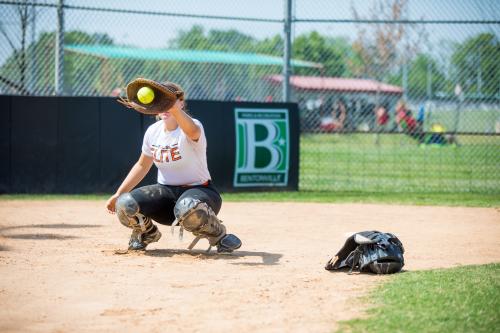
325;231;405;274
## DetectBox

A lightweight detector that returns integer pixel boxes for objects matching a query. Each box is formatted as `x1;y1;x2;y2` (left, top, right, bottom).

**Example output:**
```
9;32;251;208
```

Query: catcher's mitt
117;78;184;115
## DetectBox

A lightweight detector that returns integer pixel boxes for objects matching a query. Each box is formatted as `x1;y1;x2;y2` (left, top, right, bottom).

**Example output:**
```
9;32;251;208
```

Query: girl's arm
105;153;154;213
169;100;201;141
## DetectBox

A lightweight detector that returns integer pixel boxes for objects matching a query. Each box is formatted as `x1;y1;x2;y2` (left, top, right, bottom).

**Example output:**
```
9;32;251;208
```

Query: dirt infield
0;200;499;333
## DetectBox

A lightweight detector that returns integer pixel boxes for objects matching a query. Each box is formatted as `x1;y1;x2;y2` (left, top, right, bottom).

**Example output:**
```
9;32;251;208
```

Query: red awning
266;75;403;94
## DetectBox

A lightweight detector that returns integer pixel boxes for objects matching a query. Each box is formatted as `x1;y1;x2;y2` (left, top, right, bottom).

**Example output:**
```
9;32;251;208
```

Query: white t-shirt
141;119;211;186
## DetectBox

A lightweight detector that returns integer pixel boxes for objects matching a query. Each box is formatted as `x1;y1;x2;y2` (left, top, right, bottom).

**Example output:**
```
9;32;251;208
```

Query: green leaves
451;33;499;97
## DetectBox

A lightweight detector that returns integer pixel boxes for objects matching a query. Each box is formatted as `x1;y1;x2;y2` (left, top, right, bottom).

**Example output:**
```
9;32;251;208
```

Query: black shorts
129;182;222;226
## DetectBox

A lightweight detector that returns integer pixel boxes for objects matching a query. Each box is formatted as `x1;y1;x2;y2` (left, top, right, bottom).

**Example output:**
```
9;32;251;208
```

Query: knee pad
116;193;146;230
174;197;226;246
174;197;203;230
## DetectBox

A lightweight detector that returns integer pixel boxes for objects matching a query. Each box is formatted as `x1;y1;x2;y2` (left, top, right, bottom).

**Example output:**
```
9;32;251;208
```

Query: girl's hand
105;193;120;214
169;99;184;115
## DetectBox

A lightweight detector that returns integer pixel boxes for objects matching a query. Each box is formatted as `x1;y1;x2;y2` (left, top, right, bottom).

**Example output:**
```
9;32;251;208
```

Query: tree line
1;24;498;100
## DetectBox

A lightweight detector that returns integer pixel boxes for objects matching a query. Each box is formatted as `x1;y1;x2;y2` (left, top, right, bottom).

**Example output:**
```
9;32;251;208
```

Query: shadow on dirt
0;224;98;243
141;248;283;265
0;224;101;232
3;233;79;240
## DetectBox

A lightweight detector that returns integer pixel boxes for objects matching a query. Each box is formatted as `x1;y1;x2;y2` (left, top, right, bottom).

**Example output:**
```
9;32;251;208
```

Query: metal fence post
55;0;64;95
283;0;292;102
426;60;432;100
402;62;408;100
30;4;36;94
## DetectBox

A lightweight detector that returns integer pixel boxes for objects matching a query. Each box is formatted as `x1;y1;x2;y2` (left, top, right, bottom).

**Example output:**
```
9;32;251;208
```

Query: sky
0;0;499;64
63;0;500;48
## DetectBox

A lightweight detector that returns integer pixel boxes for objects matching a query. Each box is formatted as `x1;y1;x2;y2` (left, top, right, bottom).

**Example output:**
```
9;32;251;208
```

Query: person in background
319;97;347;132
417;104;425;124
375;103;390;129
374;103;390;144
395;100;424;143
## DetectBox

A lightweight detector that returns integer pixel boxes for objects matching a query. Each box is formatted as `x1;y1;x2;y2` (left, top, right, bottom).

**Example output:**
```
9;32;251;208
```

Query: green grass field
1;131;499;205
336;264;500;333
1;191;499;207
300;133;500;194
425;108;500;133
221;191;500;207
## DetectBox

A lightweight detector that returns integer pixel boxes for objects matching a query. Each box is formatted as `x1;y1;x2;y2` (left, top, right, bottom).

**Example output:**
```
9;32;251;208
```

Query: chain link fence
1;0;499;193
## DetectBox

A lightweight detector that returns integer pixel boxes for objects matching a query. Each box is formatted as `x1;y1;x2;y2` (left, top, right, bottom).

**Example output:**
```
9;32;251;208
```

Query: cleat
216;234;242;253
128;225;162;250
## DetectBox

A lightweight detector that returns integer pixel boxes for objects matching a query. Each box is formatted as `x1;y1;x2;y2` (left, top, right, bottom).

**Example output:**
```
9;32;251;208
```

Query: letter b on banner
234;108;290;187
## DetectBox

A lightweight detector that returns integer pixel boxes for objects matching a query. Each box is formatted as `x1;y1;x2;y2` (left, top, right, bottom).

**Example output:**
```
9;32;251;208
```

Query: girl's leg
129;184;177;225
116;184;176;250
174;185;241;253
176;185;222;215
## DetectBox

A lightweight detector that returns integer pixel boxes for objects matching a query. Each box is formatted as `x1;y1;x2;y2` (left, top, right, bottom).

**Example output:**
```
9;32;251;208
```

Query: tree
292;31;345;77
62;30;115;94
350;0;427;80
170;26;354;78
169;25;209;50
167;26;285;100
451;33;499;97
0;1;32;93
255;35;283;56
169;25;256;52
389;53;449;99
0;29;115;95
206;29;255;52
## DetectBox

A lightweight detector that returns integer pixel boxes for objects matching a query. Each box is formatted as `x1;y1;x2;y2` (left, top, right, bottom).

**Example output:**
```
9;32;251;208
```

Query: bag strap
348;246;364;274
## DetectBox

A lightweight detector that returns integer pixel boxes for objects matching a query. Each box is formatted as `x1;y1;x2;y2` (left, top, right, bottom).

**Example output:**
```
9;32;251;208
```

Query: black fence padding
0;95;11;193
188;100;236;191
57;97;100;193
11;97;59;193
100;98;149;192
139;114;158;188
1;96;299;194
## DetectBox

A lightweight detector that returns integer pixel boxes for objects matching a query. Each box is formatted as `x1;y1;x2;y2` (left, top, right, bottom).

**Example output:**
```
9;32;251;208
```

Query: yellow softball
137;86;155;104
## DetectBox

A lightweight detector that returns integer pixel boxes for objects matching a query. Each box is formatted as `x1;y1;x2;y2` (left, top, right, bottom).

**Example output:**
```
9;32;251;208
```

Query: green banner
234;108;290;187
